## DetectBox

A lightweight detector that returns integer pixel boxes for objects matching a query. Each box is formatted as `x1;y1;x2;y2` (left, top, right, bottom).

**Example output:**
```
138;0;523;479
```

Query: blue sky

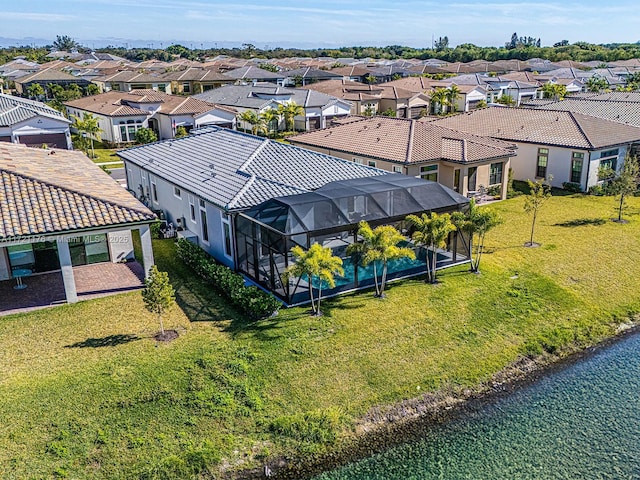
1;0;639;48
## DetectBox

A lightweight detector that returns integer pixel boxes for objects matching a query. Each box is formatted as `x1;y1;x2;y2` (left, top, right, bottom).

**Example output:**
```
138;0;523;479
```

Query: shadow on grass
65;334;140;348
554;218;607;227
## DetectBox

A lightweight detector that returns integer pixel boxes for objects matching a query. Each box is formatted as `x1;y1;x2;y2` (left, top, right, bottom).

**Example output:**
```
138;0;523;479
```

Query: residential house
65;90;236;143
223;66;286;85
328;65;374;83
289;115;516;199
382;77;487;112
0;143;155;308
119;127;471;304
433;107;640;191
92;71;169;93
0;93;72;149
14;68;91;97
302;80;430;118
193;83;351;131
158;67;234;94
282;67;343;86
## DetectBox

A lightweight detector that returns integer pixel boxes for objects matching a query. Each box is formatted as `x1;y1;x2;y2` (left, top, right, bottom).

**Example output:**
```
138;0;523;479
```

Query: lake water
316;332;640;480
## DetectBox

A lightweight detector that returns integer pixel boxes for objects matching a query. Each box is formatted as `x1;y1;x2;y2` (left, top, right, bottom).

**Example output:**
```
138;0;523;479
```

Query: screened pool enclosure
235;174;472;305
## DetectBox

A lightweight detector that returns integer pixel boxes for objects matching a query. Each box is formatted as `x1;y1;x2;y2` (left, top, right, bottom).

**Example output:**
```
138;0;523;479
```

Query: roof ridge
568;111;596;149
227;174;256;209
238;138;270;173
406;119;415;163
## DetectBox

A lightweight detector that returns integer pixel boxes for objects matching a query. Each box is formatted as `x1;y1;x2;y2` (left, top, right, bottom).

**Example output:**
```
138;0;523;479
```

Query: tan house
289;116;516;199
158;67;234;94
302;80;430;118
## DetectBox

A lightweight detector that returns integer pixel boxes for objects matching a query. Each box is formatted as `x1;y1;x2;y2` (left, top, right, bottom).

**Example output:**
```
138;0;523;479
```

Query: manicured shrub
175;239;280;319
562;182;583;193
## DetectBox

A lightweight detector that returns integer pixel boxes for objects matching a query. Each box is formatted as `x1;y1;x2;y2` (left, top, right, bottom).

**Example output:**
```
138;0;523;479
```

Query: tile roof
0;143;154;239
158;67;231;82
0;94;70;127
93;71;163;83
432;106;640;149
290;116;515;164
193;83;348;109
224;66;285;80
117;126;385;211
65;90;232;117
16;68;82;83
521;98;640;128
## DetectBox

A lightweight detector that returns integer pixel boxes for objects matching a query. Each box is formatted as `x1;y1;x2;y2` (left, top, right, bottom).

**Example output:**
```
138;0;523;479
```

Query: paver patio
0;261;144;316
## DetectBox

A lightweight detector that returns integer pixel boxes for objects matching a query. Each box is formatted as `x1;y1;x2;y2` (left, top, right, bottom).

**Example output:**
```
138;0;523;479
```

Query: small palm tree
446;85;461;113
27;83;45;100
451;199;503;273
237;110;266;135
283;243;344;316
406;212;456;283
80;113;102;159
430;87;450;115
277;101;305;132
260;107;279;138
347;221;415;298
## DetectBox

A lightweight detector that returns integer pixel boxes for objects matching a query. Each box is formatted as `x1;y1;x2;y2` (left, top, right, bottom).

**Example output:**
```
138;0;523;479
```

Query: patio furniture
12;268;32;290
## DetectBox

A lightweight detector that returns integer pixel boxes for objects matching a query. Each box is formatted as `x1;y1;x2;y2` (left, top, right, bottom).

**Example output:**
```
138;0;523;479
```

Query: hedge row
175;238;281;319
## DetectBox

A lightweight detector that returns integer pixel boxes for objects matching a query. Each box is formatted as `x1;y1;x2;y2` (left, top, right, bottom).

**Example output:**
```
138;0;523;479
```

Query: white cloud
0;11;75;21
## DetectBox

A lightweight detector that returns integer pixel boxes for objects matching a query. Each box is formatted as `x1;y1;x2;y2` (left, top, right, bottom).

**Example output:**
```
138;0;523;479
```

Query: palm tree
445;85;461;113
237;110;266;135
283;243;344;316
260;107;279;138
347;221;415;298
27;83;44;100
406;212;456;283
277;101;305;132
71;113;102;158
451;199;503;273
430;87;449;115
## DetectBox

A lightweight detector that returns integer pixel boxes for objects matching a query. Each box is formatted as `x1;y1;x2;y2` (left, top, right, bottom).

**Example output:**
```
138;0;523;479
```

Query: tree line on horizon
2;33;640;65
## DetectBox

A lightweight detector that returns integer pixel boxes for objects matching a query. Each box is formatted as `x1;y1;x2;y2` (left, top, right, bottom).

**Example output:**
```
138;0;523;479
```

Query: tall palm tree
277;101;305;132
406;212;456;283
347;221;415;298
430;87;450;115
451;199;502;273
260;107;279;138
283;243;344;316
445;85;461;113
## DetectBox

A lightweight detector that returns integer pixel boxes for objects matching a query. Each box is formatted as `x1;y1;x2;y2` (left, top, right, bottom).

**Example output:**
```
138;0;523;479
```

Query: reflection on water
316;332;640;480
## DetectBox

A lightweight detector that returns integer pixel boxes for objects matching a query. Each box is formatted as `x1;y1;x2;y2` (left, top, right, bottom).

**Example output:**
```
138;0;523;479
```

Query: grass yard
1;193;640;478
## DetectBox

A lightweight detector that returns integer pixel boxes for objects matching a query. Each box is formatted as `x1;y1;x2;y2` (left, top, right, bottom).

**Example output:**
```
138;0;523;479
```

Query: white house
194;83;352;131
0;94;72;149
65;90;236;143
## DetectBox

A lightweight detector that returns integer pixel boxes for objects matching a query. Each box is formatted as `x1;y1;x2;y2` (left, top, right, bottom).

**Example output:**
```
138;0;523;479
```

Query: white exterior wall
462;90;487;111
107;230;135;262
8;116;72;149
125;161;235;268
195;109;237;128
509;142;628;190
66;105;148;143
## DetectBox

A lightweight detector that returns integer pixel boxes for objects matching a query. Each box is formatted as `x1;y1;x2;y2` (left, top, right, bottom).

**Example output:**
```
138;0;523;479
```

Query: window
600;149;619;159
536;148;549;178
599;149;619;171
223;222;232;257
454;169;461;192
199;199;206;208
182;82;191;93
468;166;477;191
368;160;377;167
189;196;196;222
200;209;209;242
489;162;503;185
174;186;181;198
392;165;403;173
420;164;438;182
571;152;584;184
151;180;158;203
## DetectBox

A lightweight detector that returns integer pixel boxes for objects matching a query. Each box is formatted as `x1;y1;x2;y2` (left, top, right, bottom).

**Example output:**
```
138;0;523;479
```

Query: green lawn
1;194;640;478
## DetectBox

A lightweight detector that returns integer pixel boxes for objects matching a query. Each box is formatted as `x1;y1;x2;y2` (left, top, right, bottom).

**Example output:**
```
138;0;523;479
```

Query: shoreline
226;318;640;479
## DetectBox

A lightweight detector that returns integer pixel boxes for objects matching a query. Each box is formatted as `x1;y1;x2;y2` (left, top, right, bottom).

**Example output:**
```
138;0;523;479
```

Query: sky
1;0;639;49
